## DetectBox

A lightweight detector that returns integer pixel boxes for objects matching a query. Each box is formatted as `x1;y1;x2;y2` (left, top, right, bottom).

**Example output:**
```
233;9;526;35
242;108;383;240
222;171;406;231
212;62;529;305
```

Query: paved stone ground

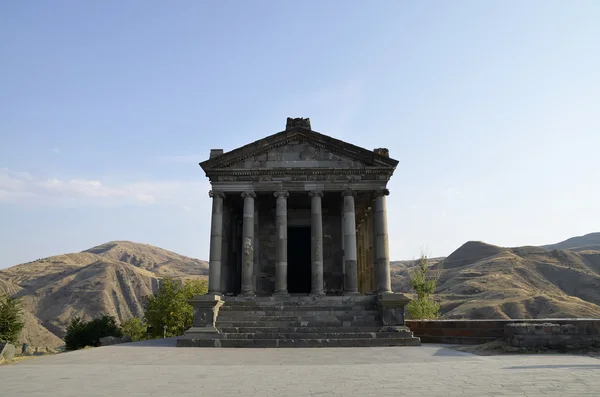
1;338;600;396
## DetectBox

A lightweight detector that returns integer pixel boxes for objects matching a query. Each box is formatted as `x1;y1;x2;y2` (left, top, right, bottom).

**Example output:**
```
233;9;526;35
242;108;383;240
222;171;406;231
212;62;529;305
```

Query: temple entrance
287;226;312;293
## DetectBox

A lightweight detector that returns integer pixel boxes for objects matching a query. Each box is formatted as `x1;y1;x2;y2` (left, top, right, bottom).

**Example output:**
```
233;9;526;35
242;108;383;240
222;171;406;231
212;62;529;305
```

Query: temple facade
200;118;398;298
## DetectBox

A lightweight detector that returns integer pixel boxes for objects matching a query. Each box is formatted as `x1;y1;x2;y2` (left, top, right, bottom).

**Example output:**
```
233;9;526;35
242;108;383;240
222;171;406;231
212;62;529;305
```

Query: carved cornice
206;167;392;177
209;133;376;169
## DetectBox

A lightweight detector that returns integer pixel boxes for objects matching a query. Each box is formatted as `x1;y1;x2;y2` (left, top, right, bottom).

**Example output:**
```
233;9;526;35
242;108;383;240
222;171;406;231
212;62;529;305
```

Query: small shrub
0;293;24;344
144;278;207;338
406;254;442;319
64;315;123;351
121;317;147;342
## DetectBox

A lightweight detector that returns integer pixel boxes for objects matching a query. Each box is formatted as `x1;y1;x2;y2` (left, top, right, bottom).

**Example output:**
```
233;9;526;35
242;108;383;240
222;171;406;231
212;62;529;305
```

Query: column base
273;291;290;298
343;291;360;296
238;292;256;299
310;291;326;297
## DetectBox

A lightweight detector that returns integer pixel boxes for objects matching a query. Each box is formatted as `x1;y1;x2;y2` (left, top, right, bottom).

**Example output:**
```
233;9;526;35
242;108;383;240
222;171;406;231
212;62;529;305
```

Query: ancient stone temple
177;118;420;347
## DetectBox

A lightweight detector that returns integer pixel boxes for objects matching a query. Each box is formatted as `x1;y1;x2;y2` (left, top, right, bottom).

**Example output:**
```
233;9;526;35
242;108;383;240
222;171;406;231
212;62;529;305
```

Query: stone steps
183;330;415;340
177;294;420;348
178;337;421;348
219;326;384;333
216;320;379;327
218;308;381;315
217;314;381;322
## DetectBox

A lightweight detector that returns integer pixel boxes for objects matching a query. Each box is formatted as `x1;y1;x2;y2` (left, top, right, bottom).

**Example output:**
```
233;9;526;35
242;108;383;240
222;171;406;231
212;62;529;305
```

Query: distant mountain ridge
391;233;600;320
542;232;600;252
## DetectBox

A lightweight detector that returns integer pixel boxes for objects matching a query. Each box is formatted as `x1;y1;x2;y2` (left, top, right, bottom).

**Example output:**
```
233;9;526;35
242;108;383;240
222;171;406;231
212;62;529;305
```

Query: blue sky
1;1;599;268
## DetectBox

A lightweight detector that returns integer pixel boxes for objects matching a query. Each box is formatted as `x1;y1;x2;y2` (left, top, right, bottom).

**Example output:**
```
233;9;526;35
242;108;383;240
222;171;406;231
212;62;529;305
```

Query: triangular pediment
200;127;398;172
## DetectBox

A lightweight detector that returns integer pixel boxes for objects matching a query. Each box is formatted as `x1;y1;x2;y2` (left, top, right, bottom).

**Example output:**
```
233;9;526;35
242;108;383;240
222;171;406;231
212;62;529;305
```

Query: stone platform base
177;294;420;348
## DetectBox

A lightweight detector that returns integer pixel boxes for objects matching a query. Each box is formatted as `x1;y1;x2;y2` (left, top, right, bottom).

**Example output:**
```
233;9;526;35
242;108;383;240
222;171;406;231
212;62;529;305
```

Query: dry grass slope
84;241;208;279
0;241;208;348
392;239;600;320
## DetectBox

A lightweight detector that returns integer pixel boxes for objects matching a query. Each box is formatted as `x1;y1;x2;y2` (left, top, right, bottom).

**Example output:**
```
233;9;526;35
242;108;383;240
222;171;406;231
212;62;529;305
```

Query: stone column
342;189;359;295
274;190;289;296
309;191;325;296
208;190;225;295
373;189;392;293
240;191;256;297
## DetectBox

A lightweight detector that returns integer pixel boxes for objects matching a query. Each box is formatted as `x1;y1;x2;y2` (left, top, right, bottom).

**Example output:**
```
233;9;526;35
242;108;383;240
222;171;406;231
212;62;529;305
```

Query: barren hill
392;240;600;319
83;241;208;279
0;241;208;348
542;232;600;252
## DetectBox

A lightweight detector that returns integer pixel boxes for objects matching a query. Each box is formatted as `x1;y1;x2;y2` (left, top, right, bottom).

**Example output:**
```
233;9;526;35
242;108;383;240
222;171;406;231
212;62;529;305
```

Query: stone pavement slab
1;338;599;397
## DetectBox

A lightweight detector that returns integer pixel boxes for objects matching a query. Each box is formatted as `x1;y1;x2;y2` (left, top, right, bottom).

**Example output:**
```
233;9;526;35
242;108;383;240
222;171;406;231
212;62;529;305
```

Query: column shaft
274;191;289;295
342;190;359;295
208;190;225;294
373;189;392;293
310;191;325;296
240;191;256;296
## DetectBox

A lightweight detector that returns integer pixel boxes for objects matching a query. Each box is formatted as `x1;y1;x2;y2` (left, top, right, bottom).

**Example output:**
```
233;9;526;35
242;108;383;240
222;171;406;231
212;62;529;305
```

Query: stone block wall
505;322;600;349
323;210;343;294
257;207;277;294
406;319;600;346
255;203;344;295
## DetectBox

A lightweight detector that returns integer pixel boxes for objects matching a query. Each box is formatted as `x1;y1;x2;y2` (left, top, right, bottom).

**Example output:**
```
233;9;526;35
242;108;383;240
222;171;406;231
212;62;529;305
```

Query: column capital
374;189;390;197
241;191;256;199
309;190;324;198
209;190;225;199
273;190;289;199
341;189;356;197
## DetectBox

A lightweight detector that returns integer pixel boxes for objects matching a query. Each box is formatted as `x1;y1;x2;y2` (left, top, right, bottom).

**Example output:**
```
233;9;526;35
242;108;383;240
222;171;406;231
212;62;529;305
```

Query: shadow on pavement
116;337;178;347
504;364;600;370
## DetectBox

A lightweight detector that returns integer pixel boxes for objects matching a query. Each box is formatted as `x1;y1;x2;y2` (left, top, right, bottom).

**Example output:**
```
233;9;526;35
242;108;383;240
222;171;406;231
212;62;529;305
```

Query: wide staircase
180;295;420;347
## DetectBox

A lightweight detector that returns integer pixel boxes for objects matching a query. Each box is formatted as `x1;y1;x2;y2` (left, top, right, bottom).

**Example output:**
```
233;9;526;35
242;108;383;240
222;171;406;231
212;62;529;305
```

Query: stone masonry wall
407;319;600;345
256;203;343;295
323;210;343;294
505;322;600;349
257;207;277;295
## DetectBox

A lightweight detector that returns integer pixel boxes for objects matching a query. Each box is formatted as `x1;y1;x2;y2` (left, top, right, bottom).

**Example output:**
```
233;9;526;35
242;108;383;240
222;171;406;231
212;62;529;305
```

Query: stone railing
406;318;600;346
505;322;600;349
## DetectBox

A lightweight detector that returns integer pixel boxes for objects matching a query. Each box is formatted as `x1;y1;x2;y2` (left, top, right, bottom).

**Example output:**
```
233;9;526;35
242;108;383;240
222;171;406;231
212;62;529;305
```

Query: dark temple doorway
287;226;312;294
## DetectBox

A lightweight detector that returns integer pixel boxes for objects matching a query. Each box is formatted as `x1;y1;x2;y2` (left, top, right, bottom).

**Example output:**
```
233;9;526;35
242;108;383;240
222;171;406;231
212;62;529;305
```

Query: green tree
406;254;442;319
64;315;123;350
121;317;147;342
144;278;207;338
0;293;24;344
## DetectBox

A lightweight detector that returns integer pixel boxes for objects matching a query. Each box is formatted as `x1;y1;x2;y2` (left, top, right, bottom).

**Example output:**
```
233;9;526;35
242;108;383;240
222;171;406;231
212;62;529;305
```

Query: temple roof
200;118;398;172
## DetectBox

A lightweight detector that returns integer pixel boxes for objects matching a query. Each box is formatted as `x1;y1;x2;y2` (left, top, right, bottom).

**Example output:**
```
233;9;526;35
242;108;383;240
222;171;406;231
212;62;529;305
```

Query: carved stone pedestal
377;293;410;331
181;295;223;338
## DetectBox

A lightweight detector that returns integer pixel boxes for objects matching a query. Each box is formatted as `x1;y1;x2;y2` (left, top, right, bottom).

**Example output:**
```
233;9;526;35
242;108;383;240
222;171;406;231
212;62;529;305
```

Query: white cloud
0;168;207;207
51;148;61;154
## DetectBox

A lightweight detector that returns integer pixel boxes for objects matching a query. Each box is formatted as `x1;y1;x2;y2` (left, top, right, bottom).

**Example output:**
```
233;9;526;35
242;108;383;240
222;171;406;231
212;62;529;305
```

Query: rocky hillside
3;233;599;348
0;241;208;348
542;232;600;252
392;235;600;319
